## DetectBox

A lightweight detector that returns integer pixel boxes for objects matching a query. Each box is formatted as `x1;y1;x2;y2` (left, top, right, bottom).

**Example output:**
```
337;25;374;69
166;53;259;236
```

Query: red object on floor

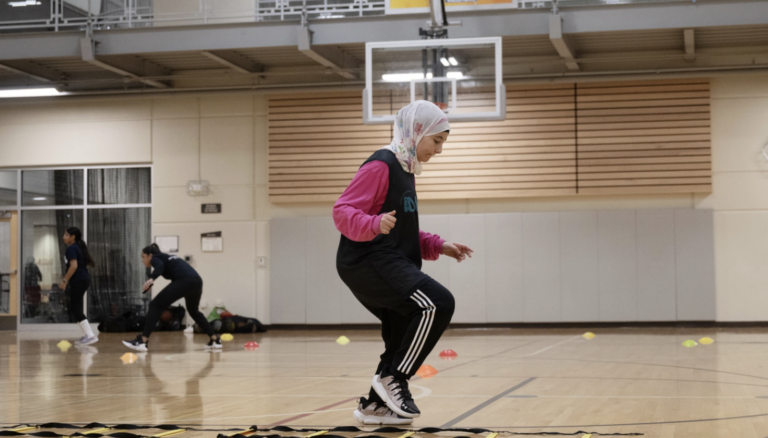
244;341;259;350
439;349;458;359
416;364;438;379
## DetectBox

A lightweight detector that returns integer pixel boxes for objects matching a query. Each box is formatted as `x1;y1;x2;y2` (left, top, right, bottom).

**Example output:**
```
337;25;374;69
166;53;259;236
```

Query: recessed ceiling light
0;88;64;98
9;0;41;7
448;57;459;66
440;57;450;67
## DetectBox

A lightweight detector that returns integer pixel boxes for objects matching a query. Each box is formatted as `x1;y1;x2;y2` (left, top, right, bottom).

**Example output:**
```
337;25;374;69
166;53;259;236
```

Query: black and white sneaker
372;369;420;418
205;337;222;350
353;397;413;425
122;335;148;352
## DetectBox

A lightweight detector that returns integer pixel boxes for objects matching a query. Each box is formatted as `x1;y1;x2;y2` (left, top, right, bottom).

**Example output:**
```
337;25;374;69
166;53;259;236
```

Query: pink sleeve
419;230;445;261
333;161;389;242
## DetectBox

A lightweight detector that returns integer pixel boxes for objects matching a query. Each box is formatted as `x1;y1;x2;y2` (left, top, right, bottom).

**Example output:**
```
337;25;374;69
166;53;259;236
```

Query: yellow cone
220;333;234;341
57;340;72;352
121;353;138;364
682;340;698;348
336;336;350;345
699;337;715;345
582;332;595;340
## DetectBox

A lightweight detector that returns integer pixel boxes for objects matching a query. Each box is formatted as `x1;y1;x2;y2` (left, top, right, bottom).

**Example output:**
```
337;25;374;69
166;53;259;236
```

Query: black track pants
358;277;455;381
142;277;215;338
67;278;90;323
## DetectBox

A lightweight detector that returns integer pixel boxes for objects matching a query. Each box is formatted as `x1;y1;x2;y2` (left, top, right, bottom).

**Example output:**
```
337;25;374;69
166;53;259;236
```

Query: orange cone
416;364;438;379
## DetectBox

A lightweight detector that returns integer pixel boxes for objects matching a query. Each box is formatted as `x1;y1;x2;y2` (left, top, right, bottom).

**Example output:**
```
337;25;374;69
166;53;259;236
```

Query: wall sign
201;231;223;252
154;235;179;253
201;203;222;214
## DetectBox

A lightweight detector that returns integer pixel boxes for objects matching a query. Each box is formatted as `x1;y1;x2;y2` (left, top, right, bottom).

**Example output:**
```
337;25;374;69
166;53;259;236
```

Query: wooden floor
3;327;768;438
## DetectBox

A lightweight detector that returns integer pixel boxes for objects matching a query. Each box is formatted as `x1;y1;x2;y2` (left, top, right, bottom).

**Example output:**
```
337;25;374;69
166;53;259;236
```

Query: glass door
0;211;18;317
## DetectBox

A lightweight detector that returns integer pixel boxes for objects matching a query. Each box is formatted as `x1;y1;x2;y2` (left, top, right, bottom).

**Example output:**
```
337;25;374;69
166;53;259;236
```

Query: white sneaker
75;336;99;346
372;370;421;418
352;397;413;425
122;335;148;352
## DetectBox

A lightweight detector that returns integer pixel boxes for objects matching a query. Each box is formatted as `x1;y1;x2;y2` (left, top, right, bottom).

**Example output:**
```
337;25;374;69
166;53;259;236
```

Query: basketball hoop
433;102;448;111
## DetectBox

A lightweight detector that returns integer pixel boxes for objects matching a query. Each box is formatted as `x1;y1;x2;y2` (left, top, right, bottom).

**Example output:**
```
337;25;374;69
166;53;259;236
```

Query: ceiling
1;22;767;95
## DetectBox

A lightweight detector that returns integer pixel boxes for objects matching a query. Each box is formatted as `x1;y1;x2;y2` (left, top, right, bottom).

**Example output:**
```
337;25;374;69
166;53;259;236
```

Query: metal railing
0;0;693;33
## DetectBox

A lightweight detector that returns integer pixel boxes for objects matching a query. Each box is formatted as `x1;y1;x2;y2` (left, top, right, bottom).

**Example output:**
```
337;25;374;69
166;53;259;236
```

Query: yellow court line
398;432;415;438
228;428;256;437
486;433;498;438
9;427;38;433
582;434;593;438
84;428;111;435
151;430;186;438
305;432;328;438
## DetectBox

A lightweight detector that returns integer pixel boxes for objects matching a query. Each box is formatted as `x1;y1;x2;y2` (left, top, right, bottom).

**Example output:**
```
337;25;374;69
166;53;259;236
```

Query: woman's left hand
441;242;474;263
58;280;68;290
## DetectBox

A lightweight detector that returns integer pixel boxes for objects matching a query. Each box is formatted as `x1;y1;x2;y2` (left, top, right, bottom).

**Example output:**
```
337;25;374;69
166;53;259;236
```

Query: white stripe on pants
397;290;435;374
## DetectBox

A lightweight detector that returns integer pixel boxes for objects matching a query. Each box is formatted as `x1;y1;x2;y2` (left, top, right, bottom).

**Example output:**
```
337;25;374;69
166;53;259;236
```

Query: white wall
270;210;715;324
1;73;766;324
696;76;768;321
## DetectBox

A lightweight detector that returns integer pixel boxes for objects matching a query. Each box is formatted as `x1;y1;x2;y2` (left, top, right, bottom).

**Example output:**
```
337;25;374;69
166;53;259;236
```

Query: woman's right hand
379;210;397;234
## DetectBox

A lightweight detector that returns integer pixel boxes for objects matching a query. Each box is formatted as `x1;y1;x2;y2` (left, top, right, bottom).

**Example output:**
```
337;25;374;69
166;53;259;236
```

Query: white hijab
382;100;450;176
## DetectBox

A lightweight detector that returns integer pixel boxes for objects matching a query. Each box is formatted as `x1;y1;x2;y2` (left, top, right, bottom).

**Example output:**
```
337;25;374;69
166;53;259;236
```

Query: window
87;208;151;322
87;167;151;205
0;171;18;206
21;209;84;323
0;165;153;325
23;169;84;206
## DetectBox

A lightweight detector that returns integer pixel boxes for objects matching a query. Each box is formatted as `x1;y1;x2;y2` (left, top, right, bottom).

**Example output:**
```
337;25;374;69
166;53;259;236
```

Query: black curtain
87;208;151;321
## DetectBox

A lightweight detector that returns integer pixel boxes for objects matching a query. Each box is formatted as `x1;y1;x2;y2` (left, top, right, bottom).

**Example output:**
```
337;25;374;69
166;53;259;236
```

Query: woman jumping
60;227;97;345
334;100;474;424
122;244;220;352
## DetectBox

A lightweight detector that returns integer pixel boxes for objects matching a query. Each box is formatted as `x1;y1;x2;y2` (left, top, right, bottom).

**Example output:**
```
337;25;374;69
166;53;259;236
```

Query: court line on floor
440;377;537;428
33;407;356;424
266;397;359;427
512;395;768;399
515;335;582;357
258;340;539;426
425;341;538;377
477;411;768;429
518;357;768;382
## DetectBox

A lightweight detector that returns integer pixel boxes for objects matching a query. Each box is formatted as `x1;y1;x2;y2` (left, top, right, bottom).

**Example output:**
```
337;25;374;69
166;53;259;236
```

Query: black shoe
205;337;222;350
122;335;148;352
371;368;420;418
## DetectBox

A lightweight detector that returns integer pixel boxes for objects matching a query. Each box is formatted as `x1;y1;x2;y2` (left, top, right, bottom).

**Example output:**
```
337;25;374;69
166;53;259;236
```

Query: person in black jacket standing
60;227;98;345
122;244;220;352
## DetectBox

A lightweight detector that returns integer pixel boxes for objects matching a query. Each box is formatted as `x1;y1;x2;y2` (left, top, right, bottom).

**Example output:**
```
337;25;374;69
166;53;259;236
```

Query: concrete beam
81;37;168;88
684;28;695;61
201;50;262;74
549;14;579;71
297;26;356;80
0;62;57;83
0;1;766;60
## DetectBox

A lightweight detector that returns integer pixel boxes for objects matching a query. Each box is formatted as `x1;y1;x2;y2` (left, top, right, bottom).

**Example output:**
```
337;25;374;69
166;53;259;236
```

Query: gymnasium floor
2;328;768;438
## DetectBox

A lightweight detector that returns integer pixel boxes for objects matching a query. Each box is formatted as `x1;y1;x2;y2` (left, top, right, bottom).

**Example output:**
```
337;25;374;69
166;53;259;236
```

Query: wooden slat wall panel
268;79;711;203
575;79;711;195
418;84;576;200
269;85;577;202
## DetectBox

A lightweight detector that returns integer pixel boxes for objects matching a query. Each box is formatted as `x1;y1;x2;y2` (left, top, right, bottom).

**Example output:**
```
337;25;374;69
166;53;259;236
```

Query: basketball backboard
363;37;505;124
